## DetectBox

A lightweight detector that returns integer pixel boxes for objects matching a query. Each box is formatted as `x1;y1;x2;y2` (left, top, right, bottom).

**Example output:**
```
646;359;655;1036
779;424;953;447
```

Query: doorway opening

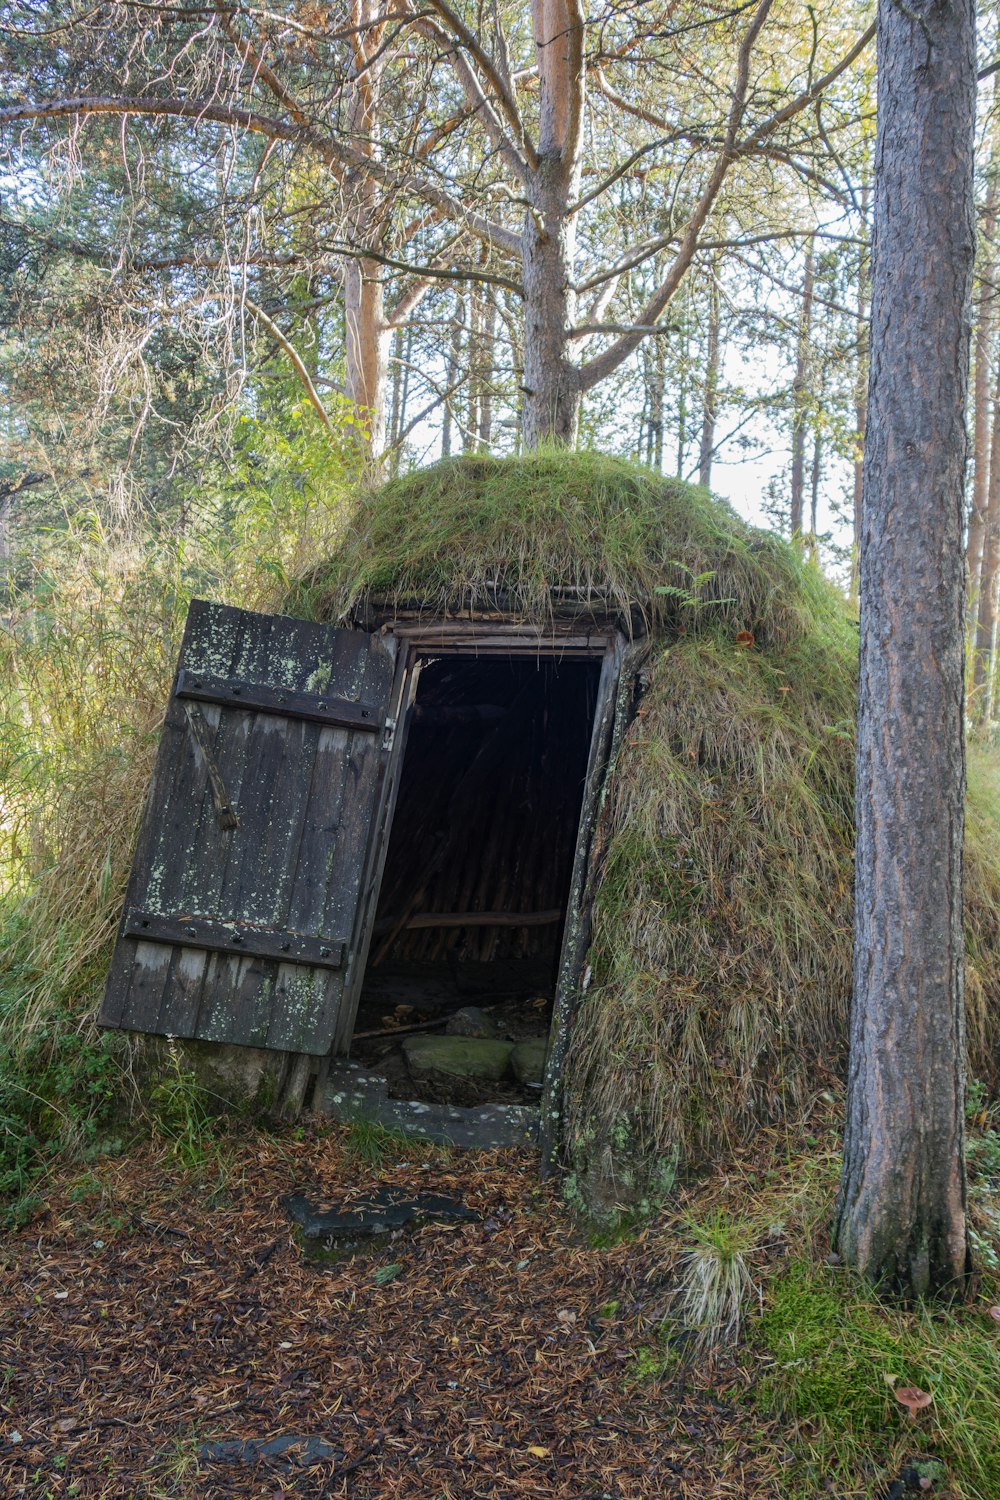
348;649;603;1109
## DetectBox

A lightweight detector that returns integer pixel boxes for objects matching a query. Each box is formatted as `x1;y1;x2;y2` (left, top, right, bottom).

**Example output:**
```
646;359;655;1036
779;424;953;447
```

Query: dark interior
351;651;601;1104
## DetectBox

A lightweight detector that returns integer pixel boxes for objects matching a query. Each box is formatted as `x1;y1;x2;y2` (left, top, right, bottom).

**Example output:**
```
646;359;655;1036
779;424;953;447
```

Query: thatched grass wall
299;451;1000;1214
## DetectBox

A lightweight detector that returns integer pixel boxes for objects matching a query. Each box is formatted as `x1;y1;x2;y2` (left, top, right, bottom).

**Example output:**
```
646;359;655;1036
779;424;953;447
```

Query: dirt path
0;1129;781;1498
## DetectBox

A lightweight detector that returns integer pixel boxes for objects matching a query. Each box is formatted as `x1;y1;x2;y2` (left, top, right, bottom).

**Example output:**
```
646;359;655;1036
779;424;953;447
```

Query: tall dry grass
2;411;349;1048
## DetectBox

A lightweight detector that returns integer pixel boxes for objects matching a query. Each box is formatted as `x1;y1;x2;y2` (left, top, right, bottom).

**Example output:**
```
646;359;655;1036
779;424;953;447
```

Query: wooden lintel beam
374;908;563;933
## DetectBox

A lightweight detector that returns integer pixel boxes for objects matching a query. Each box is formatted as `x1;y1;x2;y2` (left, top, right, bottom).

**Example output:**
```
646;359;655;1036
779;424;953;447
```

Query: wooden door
99;600;401;1055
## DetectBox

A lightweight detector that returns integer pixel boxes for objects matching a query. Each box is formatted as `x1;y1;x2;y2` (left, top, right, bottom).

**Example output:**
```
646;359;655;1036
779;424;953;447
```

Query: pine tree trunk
343;262;389;459
521;169;580;448
833;0;974;1298
343;0;389;463
790;241;815;541
851;185;870;606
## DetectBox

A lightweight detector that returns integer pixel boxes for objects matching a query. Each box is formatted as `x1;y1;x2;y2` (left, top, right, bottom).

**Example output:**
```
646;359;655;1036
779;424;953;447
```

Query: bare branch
736;21;875;156
420;0;538;170
242;299;336;435
580;0;775;391
0;95;522;258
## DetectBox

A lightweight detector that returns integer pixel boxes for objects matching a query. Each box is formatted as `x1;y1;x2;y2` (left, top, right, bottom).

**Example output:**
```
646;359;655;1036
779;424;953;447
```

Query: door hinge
382;716;397;752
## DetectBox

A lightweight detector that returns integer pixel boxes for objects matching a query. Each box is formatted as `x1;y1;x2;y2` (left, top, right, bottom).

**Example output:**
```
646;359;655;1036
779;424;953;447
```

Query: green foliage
0;404;352;1213
148;1045;217;1172
756;1260;1000;1500
373;1261;402;1285
0;932;124;1225
342;1116;429;1168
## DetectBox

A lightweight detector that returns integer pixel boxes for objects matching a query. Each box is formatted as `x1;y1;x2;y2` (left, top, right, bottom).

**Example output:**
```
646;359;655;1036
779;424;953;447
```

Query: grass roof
298;452;1000;1216
296;449;841;647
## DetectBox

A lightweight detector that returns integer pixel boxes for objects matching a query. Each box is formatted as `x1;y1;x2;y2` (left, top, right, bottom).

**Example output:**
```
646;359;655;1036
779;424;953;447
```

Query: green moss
755;1260;1000;1500
295;449;839;646
758;1261;916;1429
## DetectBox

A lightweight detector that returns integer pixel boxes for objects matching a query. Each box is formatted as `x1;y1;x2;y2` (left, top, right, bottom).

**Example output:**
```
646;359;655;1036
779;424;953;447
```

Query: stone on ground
445;1006;500;1038
403;1035;513;1083
511;1038;547;1087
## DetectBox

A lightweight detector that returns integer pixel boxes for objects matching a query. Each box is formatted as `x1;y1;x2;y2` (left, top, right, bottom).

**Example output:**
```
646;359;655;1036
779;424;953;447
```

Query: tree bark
965;120;999;615
851;185;870;606
520;1;585;448
833;0;974;1298
789;239;815;542
521;165;581;447
972;357;1000;718
698;268;721;490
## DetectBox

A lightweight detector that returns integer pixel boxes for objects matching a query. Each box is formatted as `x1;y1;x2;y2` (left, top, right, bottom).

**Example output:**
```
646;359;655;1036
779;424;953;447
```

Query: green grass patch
0;928;126;1225
341;1116;437;1169
296;448;839;647
755;1258;1000;1498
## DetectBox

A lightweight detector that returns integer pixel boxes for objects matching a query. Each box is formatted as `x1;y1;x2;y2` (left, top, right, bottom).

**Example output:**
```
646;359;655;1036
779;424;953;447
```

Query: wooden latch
182;701;240;830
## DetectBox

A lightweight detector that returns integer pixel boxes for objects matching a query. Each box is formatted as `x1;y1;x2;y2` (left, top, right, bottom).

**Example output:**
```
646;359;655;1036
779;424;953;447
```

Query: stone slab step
317;1066;538;1149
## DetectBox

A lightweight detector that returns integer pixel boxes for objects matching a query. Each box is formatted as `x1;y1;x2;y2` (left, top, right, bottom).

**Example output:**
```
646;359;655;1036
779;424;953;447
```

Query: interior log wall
369;655;600;969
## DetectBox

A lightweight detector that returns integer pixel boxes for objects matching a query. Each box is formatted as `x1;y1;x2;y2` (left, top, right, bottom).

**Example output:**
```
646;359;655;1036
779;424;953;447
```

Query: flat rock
284;1187;476;1240
200;1435;341;1469
511;1038;548;1087
445;1006;500;1038
283;1187;477;1262
403;1035;513;1083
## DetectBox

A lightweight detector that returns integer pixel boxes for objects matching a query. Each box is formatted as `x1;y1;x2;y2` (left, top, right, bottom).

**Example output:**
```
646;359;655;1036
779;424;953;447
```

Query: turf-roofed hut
99;453;1000;1215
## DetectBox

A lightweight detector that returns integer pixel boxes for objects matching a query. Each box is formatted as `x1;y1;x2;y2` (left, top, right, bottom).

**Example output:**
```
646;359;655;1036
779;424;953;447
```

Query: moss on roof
294;450;848;651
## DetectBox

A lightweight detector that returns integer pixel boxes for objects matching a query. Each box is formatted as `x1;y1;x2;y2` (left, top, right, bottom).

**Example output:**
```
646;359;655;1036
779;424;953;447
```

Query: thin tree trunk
441;295;464;459
466;282;482;451
478;295;496;451
966;118;999;615
790;240;815;542
698;268;721;489
973;358;1000;718
851;184;870;607
343;0;390;463
388;327;404;455
644;343;664;469
833;0;974;1298
654;343;666;471
676;332;688;479
808;427;822;558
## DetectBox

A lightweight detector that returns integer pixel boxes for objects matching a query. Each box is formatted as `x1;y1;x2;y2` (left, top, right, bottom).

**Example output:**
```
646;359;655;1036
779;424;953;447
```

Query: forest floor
0;1126;789;1500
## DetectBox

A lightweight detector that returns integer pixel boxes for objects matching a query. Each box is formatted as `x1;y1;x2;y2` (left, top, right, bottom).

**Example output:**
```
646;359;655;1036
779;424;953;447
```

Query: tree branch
736;20;875;156
0;94;522;258
242;298;337;435
419;0;538;170
579;0;775;391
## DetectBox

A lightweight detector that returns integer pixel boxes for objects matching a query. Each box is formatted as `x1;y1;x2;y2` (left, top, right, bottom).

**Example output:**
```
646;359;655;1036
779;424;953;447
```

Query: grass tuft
342;1116;421;1168
674;1210;761;1352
